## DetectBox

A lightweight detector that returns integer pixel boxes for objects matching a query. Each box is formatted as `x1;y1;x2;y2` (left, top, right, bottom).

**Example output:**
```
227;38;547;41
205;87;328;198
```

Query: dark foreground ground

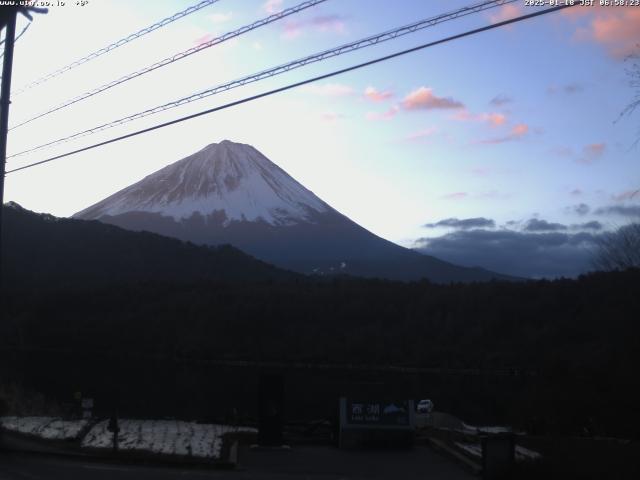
0;446;473;480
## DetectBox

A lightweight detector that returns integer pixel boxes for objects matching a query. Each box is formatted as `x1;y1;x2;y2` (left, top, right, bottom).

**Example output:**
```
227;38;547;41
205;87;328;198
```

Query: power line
0;21;30;62
11;0;222;96
8;0;518;158
10;0;328;131
0;19;30;46
5;4;576;175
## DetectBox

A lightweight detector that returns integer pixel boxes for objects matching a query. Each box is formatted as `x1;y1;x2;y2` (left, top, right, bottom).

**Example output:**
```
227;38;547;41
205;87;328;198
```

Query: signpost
338;397;415;448
81;398;94;419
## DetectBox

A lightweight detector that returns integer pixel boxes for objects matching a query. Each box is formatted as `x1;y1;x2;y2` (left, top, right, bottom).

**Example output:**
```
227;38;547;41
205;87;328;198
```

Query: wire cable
8;0;518;157
10;0;327;130
11;0;222;96
5;4;576;175
0;20;30;46
0;21;30;62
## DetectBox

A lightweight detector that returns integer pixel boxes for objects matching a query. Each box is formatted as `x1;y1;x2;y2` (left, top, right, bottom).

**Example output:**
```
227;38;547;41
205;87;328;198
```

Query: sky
3;0;640;278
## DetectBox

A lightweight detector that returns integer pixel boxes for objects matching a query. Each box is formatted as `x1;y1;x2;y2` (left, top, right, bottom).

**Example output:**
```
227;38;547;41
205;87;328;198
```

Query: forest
1;204;638;438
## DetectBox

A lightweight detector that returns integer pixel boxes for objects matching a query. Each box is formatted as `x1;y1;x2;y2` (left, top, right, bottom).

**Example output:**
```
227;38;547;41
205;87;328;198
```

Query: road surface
0;445;473;479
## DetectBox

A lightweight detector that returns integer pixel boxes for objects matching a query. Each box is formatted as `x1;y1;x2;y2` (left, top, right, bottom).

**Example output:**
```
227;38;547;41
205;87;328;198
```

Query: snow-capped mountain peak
75;140;330;226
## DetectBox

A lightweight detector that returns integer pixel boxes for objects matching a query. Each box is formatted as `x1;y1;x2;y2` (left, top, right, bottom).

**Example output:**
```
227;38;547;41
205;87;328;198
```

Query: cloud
414;229;598;278
547;83;583;95
401;87;464;111
577;143;606;164
453;110;507;126
365;106;399;121
570;188;584;196
209;12;232;23
489;4;523;25
512;124;529;136
568;7;640;58
478;123;529;144
364;86;394;102
524;218;568;232
263;0;283;14
405;127;437;141
612;189;640;202
423;217;496;230
303;83;354;97
282;14;347;39
595;205;640;218
573;221;603;231
442;192;468;200
440;191;511;201
489;94;512;107
194;33;215;46
310;14;347;32
568;203;590;216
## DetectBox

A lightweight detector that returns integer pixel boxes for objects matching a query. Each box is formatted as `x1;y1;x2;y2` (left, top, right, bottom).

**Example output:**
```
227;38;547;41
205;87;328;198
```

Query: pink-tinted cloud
453;110;506;126
402;87;464;111
566;6;640;58
282;14;346;40
311;15;347;32
405;127;437;141
485;113;507;126
443;192;468;200
591;9;640;57
303;83;354;97
364;86;394;102
365;106;399;121
512;124;528;136
194;33;215;46
263;0;283;14
489;4;523;24
478;123;529;144
577;142;606;164
561;5;606;19
612;189;640;201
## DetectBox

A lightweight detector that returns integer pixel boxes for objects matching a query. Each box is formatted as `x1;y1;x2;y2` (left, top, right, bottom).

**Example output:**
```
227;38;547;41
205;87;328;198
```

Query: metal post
0;9;17;316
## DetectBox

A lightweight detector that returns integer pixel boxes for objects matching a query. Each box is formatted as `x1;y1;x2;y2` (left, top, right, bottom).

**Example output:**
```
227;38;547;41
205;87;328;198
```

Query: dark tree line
1;204;639;437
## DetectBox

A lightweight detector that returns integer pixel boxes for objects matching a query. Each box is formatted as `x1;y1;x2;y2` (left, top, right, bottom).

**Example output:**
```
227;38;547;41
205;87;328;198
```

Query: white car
416;399;434;414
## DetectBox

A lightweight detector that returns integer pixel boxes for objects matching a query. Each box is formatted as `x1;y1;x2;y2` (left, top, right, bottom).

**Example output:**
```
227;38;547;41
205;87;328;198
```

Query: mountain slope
1;202;296;291
75;140;512;283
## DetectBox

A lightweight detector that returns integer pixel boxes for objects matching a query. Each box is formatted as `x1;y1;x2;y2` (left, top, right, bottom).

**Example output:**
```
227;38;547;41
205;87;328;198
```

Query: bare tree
593;223;640;271
620;47;640;147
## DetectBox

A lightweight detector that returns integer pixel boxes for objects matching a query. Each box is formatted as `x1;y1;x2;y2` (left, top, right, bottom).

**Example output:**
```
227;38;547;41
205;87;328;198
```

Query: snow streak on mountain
76;140;330;226
76;140;512;282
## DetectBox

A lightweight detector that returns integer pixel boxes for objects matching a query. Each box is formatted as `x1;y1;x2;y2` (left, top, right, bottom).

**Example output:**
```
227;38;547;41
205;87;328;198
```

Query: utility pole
0;4;46;317
0;8;18;315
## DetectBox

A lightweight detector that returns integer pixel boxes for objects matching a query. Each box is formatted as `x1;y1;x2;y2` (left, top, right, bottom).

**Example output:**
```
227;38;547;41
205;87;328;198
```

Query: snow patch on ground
455;441;482;458
462;422;513;434
454;441;542;462
81;419;256;459
515;445;542;461
0;416;88;440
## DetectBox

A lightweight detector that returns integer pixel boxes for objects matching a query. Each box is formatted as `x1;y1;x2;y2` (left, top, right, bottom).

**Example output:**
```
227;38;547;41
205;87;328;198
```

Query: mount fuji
74;140;509;282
